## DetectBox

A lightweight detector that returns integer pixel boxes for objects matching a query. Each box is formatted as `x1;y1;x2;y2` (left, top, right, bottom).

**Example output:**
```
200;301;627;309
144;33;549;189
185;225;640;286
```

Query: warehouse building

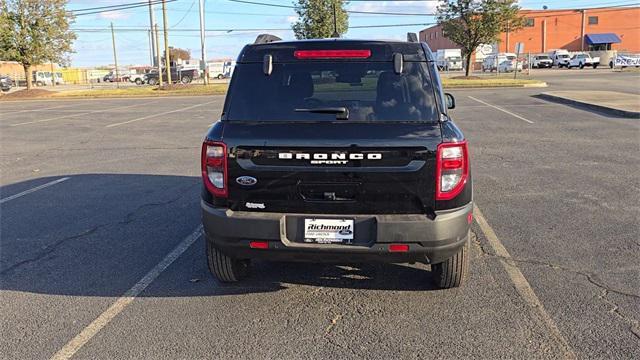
420;6;640;56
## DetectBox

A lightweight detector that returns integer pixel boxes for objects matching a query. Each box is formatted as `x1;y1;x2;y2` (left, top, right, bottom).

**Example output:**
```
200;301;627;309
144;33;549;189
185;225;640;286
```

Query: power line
171;0;196;28
71;22;433;33
69;0;166;12
72;0;178;17
226;0;439;16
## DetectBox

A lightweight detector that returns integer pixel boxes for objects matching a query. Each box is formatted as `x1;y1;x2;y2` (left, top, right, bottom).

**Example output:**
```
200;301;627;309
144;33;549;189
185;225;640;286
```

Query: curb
443;81;547;89
538;93;640;118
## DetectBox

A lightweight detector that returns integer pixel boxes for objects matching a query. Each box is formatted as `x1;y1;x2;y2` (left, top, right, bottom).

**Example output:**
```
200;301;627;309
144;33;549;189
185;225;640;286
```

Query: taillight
436;141;469;201
294;50;371;59
201;141;227;197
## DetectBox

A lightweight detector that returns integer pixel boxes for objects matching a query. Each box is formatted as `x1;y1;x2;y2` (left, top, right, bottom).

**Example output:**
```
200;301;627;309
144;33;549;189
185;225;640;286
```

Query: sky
66;0;639;67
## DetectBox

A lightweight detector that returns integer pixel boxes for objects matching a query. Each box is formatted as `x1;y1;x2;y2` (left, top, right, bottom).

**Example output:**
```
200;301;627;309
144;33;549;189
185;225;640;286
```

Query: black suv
201;36;472;289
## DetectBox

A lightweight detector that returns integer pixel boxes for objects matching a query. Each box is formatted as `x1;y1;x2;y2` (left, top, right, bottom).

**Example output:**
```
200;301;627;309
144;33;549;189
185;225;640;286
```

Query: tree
437;0;523;76
292;0;348;40
164;47;191;66
0;0;76;90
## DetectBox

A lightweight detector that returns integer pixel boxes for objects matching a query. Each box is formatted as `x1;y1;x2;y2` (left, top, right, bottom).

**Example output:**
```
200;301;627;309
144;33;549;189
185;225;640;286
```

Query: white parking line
468;96;535;124
105;101;215;128
50;225;203;360
6;104;74;114
0;177;70;204
9;102;155;127
473;205;576;359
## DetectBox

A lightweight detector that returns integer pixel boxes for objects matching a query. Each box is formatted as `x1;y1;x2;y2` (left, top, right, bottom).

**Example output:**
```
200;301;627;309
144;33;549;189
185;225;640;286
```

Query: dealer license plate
304;219;354;244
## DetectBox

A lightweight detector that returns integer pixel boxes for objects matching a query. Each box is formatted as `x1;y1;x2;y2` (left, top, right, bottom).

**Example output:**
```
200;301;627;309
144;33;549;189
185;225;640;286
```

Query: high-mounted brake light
294;50;371;59
201;141;228;198
435;141;469;201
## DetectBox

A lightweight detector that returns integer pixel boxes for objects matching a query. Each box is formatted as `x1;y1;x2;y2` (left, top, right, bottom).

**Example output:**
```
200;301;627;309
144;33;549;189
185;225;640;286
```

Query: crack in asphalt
597;288;640;341
471;231;639;299
0;183;198;276
471;229;640;341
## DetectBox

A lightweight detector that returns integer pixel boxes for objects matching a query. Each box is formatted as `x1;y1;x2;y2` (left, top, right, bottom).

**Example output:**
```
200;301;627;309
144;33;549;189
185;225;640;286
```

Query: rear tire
579;63;584;69
147;78;158;86
135;78;142;85
206;239;249;282
432;233;469;289
181;75;192;84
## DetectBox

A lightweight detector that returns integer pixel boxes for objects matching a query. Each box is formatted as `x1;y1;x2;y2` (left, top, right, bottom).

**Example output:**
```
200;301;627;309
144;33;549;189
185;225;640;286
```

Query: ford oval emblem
338;229;353;236
236;176;257;186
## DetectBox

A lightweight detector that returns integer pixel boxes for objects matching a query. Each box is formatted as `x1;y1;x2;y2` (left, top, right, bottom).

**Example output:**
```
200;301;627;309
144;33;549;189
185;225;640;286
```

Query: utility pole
331;2;339;38
155;24;163;86
50;62;55;88
148;0;157;66
161;0;172;84
199;0;208;85
111;22;120;89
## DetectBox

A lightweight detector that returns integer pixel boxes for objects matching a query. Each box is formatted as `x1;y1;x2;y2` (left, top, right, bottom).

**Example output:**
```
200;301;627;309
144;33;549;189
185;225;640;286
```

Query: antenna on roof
254;34;282;44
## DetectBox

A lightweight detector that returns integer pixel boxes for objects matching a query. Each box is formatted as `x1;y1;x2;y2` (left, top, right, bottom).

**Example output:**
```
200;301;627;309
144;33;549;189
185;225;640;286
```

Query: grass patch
442;77;545;88
53;84;228;98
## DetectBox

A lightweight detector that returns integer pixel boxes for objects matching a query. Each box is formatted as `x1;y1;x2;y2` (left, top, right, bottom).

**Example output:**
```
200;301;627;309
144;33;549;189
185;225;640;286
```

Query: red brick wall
420;7;640;54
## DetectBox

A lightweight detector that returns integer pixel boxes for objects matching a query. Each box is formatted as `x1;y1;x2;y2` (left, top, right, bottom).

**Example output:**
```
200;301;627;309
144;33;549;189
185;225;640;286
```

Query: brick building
420;6;640;56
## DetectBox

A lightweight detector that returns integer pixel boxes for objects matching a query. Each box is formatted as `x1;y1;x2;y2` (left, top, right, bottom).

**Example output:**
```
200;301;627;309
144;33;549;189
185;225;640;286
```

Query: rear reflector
250;241;269;249
388;244;409;253
294;50;371;59
467;212;473;224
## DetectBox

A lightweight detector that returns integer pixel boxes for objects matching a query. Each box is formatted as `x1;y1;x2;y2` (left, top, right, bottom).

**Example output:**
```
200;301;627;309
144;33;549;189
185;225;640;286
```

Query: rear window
224;61;439;122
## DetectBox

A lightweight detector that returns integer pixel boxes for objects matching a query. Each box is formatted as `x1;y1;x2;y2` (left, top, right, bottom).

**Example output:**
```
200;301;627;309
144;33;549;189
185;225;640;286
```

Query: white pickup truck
568;53;600;69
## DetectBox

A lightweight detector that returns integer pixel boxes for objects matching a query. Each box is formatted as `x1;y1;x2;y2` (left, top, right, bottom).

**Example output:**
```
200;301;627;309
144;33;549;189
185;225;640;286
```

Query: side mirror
445;93;456;109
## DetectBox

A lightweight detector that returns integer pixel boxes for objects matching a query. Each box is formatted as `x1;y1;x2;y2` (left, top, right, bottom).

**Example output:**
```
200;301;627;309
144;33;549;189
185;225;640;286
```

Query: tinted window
225;61;439;122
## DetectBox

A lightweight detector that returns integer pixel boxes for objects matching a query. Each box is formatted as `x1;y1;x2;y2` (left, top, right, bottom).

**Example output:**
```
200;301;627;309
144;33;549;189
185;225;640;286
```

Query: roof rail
254;34;282;44
407;32;418;43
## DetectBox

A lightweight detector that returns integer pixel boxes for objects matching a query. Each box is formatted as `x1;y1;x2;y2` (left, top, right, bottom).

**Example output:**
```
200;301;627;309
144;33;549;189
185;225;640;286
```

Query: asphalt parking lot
1;73;639;359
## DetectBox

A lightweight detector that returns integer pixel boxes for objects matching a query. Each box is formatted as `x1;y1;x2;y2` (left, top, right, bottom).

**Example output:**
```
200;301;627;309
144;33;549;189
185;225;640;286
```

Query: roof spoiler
407;32;418;43
254;34;282;44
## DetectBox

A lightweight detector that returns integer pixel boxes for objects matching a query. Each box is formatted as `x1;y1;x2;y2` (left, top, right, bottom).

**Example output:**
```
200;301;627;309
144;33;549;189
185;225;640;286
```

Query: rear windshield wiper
295;107;349;120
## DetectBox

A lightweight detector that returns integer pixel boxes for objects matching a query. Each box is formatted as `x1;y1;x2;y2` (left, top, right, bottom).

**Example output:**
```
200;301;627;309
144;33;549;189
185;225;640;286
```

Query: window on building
442;30;446;37
589;16;598;25
524;18;535;27
434;32;438;39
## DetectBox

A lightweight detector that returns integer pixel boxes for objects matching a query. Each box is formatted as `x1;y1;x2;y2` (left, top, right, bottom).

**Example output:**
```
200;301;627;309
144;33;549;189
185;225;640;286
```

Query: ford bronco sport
201;35;472;289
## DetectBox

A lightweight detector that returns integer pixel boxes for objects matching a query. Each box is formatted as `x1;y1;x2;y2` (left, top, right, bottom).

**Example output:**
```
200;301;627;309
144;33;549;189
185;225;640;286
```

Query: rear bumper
201;201;472;264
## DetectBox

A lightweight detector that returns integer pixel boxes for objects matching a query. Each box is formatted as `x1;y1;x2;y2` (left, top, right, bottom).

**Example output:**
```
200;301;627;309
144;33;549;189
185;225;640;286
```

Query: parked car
128;72;146;85
103;70;131;82
436;49;463;71
568;53;600;69
609;53;640;69
200;36;473;289
0;75;13;92
145;67;198;85
549;49;571;68
482;53;520;72
531;55;553;68
32;71;53;86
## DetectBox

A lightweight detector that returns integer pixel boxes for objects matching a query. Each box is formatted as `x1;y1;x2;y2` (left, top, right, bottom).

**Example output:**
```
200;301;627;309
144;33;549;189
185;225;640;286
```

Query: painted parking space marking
9;101;157;127
468;96;535;124
0;177;70;204
474;205;576;359
50;226;203;360
105;101;216;128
